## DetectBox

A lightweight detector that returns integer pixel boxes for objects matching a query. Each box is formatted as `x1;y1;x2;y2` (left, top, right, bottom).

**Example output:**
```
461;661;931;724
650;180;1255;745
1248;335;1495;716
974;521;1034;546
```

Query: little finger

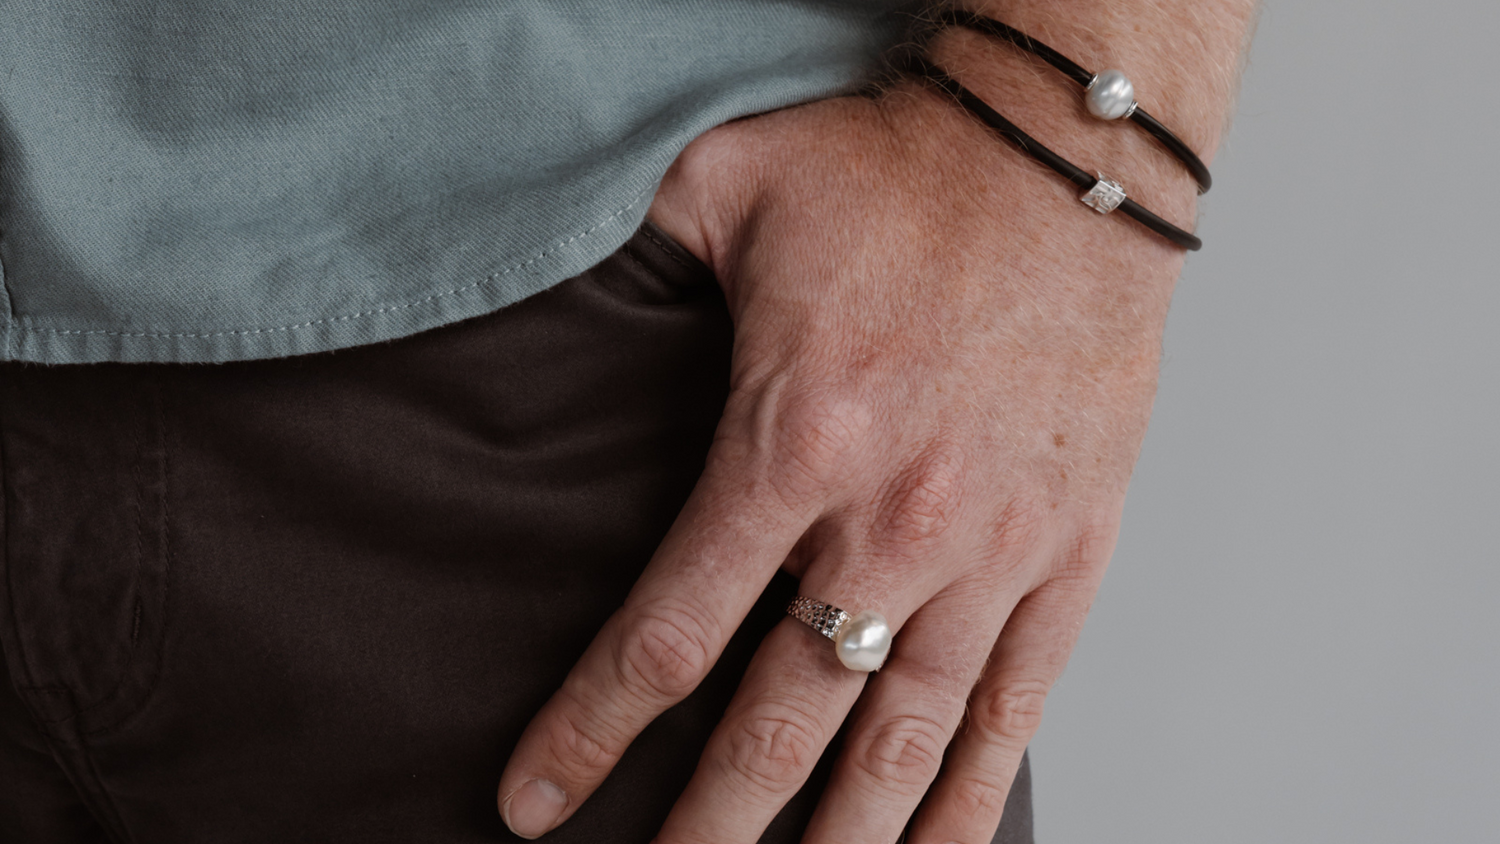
906;576;1097;844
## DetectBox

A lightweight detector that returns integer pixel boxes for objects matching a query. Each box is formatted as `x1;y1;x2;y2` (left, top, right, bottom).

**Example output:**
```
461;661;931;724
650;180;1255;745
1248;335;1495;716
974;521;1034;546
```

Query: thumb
647;123;762;280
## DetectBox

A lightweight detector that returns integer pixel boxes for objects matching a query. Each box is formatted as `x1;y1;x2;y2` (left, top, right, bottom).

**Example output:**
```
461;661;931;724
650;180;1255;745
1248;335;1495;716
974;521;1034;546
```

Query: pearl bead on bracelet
1085;70;1139;120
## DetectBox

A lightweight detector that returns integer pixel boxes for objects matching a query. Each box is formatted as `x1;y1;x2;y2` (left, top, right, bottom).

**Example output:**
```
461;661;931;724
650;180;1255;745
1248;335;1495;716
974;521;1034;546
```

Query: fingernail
502;779;568;839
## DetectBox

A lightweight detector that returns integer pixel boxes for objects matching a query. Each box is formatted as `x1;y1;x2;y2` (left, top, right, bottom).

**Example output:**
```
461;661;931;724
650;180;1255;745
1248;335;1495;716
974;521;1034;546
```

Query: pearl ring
787;596;893;672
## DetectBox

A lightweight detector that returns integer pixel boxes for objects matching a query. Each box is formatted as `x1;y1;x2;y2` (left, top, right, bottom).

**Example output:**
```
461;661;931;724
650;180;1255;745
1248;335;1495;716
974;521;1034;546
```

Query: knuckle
975;681;1048;744
851;714;949;791
985;498;1049;562
543;705;623;783
1062;522;1118;576
880;448;966;546
720;708;822;794
770;392;872;500
948;774;1010;821
616;606;715;703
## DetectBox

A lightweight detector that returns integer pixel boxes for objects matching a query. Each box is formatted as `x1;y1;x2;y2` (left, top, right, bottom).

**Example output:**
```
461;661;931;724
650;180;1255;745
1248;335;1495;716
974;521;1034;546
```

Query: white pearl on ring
833;610;893;672
1085;69;1136;120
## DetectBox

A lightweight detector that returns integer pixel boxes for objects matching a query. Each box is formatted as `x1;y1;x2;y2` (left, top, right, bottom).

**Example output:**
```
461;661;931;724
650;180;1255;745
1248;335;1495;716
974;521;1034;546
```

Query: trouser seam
0;371;144;844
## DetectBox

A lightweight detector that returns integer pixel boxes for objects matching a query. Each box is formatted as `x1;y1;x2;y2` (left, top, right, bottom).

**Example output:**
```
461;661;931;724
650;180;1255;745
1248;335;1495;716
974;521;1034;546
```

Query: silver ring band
787;596;851;640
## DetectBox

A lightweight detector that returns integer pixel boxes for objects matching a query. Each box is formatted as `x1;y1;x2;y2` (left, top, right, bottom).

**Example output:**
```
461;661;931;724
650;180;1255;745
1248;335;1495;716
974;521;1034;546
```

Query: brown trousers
0;223;1031;843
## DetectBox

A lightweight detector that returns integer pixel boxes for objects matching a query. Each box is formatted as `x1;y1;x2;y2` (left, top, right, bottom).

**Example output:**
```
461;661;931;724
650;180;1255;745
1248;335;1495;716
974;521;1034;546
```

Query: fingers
653;621;866;844
651;550;937;844
649;443;1045;844
906;565;1103;844
797;581;1018;844
497;442;819;838
792;472;1056;844
498;381;883;837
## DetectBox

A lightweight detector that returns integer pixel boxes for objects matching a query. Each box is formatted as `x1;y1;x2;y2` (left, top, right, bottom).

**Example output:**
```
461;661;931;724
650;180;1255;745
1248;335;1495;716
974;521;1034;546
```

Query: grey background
1028;1;1500;842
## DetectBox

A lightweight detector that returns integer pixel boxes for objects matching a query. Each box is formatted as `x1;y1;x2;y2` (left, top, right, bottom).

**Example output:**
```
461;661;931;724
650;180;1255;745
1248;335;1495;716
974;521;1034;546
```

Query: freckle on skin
1053;433;1067;447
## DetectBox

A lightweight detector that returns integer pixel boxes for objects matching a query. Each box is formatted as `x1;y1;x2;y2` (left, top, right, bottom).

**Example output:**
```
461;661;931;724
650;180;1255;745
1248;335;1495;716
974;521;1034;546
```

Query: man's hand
497;2;1256;841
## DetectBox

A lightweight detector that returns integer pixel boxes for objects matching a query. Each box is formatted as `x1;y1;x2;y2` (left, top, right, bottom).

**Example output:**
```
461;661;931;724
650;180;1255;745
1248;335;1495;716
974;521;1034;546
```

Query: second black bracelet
903;53;1203;251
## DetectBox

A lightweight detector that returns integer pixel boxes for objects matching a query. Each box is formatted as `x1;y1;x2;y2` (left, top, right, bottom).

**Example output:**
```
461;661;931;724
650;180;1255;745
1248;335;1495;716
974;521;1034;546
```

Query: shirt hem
1;187;655;365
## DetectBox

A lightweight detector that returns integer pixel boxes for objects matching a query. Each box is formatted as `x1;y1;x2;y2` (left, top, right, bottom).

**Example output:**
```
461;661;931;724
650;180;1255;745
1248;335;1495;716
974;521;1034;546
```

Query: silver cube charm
1081;175;1127;214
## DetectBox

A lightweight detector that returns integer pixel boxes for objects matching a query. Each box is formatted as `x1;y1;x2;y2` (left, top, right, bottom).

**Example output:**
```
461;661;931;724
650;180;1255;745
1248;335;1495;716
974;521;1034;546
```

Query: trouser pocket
0;364;172;742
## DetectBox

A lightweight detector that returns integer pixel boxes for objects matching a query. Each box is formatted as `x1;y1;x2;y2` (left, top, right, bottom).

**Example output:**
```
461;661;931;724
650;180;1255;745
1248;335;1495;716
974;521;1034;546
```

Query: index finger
496;436;818;839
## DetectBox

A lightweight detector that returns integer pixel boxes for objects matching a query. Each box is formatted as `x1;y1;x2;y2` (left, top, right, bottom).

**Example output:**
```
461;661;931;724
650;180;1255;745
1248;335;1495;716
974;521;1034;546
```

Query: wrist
904;0;1256;243
941;0;1256;152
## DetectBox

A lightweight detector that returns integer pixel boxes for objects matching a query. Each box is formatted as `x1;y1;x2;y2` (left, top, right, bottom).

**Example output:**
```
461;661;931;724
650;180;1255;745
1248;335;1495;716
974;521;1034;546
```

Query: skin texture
498;2;1259;842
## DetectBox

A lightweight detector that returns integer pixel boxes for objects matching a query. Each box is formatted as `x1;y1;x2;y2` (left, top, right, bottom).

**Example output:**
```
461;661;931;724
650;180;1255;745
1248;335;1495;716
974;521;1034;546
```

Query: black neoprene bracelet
904;54;1203;251
937;8;1212;194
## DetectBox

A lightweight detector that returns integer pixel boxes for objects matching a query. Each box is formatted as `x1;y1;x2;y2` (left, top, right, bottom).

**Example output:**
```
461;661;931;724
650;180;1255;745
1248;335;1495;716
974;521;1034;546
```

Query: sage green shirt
0;1;912;363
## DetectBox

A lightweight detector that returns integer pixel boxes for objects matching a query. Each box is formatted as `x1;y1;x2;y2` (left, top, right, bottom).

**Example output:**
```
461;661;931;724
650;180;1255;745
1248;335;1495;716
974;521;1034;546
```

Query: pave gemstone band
787;596;893;672
788;597;852;639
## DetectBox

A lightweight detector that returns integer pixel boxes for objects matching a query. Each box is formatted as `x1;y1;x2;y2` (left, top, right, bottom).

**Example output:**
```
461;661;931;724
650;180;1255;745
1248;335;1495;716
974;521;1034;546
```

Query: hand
496;77;1192;843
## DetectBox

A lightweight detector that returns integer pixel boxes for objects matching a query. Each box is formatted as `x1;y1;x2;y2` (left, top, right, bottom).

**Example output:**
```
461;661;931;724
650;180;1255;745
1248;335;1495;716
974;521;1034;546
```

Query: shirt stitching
0;263;13;322
0;245;15;360
15;187;652;340
638;228;693;272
